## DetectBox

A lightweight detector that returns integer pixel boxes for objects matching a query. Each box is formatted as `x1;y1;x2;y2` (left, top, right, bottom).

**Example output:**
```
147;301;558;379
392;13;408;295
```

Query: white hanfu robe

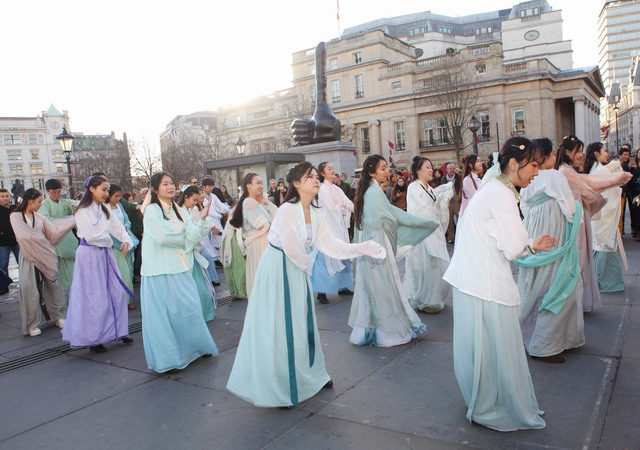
227;202;385;407
241;198;277;297
203;193;230;260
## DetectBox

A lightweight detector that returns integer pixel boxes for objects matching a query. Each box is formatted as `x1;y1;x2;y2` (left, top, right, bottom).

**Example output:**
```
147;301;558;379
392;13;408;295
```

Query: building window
479;111;491;140
30;149;39;159
52;149;63;159
330;58;338;70
9;164;23;176
310;85;317;104
361;127;370;154
263;142;270;152
476;64;486;74
512;107;526;136
438;26;452;34
394;122;406;151
470;45;490;54
7;150;22;161
55;162;64;173
437;118;449;143
392;81;401;90
29;134;37;145
332;80;341;103
30;163;43;175
309;64;316;75
474;26;492;35
254;143;261;153
282;105;290;118
4;134;21;145
33;178;44;190
423;119;434;146
353;52;362;64
234;115;241;127
520;7;540;17
408;26;427;35
355;75;364;98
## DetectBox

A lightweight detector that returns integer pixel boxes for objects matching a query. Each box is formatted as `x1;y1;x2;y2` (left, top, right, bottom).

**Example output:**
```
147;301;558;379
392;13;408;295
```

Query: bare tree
423;52;481;162
129;137;162;186
276;91;315;151
71;135;133;192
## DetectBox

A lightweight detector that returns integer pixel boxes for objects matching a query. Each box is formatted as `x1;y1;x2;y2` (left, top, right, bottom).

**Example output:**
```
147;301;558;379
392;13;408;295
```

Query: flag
337;0;340;20
388;141;394;163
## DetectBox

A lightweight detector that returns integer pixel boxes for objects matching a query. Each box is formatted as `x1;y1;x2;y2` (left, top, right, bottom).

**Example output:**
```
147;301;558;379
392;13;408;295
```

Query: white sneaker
28;328;41;337
56;319;65;329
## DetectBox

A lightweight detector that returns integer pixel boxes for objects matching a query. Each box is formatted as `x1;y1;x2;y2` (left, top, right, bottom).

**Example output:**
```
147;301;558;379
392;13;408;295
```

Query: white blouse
76;202;133;249
443;179;533;306
318;180;353;242
268;202;385;275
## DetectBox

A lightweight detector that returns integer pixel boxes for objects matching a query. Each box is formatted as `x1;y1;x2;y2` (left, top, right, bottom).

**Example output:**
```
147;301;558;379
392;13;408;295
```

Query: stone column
573;96;587;141
368;119;381;155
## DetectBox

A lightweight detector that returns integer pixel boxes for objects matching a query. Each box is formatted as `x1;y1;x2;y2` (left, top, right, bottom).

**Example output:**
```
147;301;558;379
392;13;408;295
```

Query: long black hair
149;172;183;222
498;137;544;174
107;184;123;204
178;185;202;210
584;142;605;174
76;175;110;219
13;188;42;214
318;161;330;183
554;134;582;170
229;173;259;228
411;155;431;181
462;154;479;183
354;154;386;230
282;162;319;206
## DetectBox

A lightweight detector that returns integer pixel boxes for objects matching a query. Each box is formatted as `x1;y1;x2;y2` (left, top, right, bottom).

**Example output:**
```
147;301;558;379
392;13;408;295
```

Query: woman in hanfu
227;162;385;407
443;137;556;431
220;210;247;300
554;135;631;311
310;162;355;304
403;156;453;314
229;173;277;298
349;155;439;347
584;142;626;292
10;189;76;336
516;138;585;364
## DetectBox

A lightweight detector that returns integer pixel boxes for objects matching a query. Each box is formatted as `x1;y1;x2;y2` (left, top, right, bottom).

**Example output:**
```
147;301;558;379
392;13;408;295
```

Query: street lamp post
468;115;480;155
56;125;75;198
235;137;246;191
610;83;622;151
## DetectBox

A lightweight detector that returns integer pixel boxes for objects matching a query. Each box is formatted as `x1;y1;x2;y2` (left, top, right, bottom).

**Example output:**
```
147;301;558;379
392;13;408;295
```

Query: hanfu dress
349;181;438;347
192;206;220;284
182;206;216;321
227;202;385;407
39;198;78;290
403;180;453;312
204;193;230;260
311;180;354;294
141;202;218;373
443;177;545;431
242;198;277;297
558;164;606;312
110;202;139;304
459;172;480;217
221;216;247;299
590;161;625;292
63;203;134;347
517;170;585;358
10;212;76;334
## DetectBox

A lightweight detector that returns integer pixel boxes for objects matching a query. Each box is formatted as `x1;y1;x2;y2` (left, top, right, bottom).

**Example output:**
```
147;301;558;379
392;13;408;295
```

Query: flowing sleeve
39;200;53;220
265;201;278;219
109;209;133;247
462;175;477;200
546;171;576;221
489;190;532;261
143;205;185;248
315;211;385;260
243;198;270;230
76;207;113;247
184;211;211;244
42;214;76;245
275;205;312;273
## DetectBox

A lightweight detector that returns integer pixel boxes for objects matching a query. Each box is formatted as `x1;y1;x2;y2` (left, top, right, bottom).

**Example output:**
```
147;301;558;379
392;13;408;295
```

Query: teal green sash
270;244;315;407
515;201;583;314
525;193;553;209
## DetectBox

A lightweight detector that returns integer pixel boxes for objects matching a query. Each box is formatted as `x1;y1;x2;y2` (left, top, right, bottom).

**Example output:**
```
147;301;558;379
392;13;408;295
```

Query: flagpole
337;0;341;38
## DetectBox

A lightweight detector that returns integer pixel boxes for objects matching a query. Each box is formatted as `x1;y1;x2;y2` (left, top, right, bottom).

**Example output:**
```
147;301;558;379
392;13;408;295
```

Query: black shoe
214;260;223;268
338;288;354;296
121;337;134;344
317;293;329;304
0;288;9;295
212;281;221;287
89;344;108;353
201;353;213;359
132;277;141;286
323;380;334;388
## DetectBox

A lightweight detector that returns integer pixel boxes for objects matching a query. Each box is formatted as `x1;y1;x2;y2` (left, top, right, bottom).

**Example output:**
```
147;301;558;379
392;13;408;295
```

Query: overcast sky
1;0;603;150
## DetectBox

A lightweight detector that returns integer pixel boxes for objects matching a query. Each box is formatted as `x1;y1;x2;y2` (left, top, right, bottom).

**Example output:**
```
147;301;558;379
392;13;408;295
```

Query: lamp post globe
235;136;246;155
468;115;480;155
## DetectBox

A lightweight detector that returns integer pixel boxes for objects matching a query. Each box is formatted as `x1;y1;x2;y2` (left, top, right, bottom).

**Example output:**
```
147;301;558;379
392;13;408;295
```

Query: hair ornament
511;144;526;150
83;176;94;189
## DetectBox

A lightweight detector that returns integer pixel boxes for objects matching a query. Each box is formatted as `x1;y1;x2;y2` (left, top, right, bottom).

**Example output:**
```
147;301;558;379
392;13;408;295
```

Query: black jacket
0;205;17;247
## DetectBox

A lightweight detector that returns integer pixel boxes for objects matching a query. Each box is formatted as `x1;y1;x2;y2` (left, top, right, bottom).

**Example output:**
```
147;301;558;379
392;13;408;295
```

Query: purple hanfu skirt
62;241;130;347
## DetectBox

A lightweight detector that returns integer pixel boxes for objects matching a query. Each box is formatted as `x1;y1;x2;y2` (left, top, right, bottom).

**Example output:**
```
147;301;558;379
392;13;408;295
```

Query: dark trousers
133;234;142;278
0;244;19;290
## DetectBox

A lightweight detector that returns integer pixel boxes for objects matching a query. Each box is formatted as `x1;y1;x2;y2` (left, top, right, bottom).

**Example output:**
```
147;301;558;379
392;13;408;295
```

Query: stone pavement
0;239;639;450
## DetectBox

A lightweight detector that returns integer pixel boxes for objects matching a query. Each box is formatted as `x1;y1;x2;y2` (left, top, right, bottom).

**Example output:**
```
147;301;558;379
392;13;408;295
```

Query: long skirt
113;249;134;303
141;271;218;373
594;250;625;293
227;245;330;407
18;254;66;334
192;262;215;321
310;252;353;294
403;243;449;311
579;211;601;312
453;288;545;431
58;257;75;291
62;244;130;347
222;236;247;299
199;246;219;283
245;234;269;297
349;230;426;347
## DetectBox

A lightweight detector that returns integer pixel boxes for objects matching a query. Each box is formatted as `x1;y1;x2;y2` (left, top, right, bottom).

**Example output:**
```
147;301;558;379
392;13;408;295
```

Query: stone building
71;132;132;193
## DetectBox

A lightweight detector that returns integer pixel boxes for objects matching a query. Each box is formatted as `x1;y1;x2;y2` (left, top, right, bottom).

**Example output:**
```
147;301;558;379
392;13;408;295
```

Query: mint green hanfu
39;198;78;290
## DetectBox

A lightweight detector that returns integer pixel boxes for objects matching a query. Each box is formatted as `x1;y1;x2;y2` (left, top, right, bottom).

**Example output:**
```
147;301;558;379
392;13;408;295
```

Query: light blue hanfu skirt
141;271;218;373
594;251;624;293
227;244;330;407
200;247;219;283
192;262;215;322
310;252;353;294
452;288;545;432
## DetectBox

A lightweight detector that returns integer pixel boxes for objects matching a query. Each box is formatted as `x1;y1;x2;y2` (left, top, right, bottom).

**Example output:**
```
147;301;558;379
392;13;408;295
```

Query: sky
1;0;604;151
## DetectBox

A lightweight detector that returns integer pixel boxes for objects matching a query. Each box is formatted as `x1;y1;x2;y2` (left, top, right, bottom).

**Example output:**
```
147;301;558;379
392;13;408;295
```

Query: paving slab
68;339;156;374
214;299;248;322
574;304;629;358
2;377;310;450
598;357;640;449
209;316;244;353
266;414;467;450
318;340;614;450
0;355;154;442
621;304;640;359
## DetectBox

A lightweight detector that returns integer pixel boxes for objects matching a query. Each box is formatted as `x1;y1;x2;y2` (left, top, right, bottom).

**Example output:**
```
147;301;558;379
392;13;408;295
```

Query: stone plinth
288;141;356;177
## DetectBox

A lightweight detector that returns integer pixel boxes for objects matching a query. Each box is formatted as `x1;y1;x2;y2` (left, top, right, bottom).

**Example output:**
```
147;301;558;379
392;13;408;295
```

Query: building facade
71;132;132;193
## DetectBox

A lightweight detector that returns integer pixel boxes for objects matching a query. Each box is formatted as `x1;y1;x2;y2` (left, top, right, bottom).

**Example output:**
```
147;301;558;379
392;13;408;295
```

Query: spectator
220;185;234;204
188;176;199;186
619;145;633;234
0;188;18;294
391;176;408;211
430;168;444;188
385;173;399;202
442;163;461;244
271;178;288;207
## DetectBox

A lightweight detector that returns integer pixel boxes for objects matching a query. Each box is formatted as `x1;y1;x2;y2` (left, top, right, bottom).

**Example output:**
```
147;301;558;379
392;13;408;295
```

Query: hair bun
412;156;422;163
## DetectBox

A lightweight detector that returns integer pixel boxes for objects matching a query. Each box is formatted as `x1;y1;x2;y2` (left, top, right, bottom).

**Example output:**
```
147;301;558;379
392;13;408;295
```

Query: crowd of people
0;133;635;432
